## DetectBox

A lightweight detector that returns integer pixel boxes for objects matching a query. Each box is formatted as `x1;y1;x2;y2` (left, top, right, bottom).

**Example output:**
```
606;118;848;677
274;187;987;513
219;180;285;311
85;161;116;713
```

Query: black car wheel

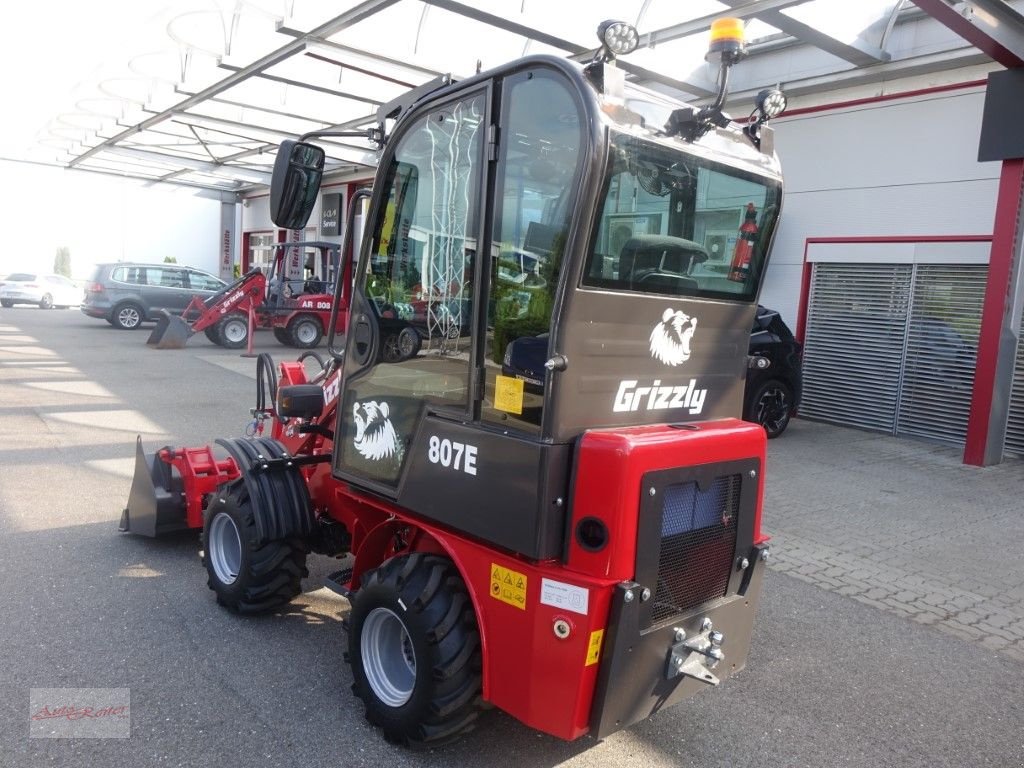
746;379;793;439
0;300;13;308
348;554;482;747
39;294;54;310
112;302;145;330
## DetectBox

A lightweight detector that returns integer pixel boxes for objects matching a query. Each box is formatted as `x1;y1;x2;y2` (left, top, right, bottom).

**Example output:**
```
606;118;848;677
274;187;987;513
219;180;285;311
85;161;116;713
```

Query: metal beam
912;0;1024;67
718;0;892;65
215;62;383;106
68;0;402;168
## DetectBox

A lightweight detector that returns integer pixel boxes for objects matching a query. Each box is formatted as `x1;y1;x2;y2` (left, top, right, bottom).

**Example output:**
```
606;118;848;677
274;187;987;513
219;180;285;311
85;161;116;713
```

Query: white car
0;273;83;309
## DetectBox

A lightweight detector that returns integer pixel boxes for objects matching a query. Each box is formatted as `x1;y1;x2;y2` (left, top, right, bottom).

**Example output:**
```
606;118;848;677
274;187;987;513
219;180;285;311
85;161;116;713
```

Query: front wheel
287;314;323;349
39;294;54;309
217;313;249;349
745;379;794;439
348;554;482;747
202;480;308;613
273;327;292;346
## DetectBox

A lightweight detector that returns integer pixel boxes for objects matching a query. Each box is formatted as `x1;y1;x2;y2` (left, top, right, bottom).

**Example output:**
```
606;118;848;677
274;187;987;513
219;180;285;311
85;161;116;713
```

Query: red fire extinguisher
728;203;759;282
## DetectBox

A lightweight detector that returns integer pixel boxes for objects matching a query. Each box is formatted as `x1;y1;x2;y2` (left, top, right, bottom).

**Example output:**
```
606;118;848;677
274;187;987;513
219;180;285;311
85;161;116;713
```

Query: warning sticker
585;629;604;666
494;375;524;415
490;563;527;610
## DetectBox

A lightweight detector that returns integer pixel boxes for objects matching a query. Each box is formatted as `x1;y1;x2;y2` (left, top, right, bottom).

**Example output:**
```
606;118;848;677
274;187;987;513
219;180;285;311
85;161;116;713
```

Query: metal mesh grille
651;475;740;623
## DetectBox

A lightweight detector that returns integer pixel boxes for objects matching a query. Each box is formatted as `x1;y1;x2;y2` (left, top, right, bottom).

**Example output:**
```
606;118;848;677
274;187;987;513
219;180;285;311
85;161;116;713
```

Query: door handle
352;313;372;364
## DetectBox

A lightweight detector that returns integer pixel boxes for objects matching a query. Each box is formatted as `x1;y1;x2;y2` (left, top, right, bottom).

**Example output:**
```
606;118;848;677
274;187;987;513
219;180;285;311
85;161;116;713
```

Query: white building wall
762;85;1002;324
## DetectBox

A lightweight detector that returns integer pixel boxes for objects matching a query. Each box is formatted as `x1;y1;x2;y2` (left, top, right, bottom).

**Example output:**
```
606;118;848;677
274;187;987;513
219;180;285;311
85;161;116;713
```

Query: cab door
332;87;489;494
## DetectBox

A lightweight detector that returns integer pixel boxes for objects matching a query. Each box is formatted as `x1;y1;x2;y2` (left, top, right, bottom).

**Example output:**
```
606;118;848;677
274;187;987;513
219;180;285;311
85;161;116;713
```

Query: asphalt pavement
0;307;1021;767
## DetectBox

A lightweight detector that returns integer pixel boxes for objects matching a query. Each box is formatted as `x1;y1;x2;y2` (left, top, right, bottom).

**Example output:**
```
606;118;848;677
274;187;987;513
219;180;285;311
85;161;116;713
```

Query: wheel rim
223;319;247;344
295;321;318;345
208;512;242;585
382;335;400;361
362;607;416;707
118;306;140;328
40;294;53;309
398;330;416;357
756;385;790;434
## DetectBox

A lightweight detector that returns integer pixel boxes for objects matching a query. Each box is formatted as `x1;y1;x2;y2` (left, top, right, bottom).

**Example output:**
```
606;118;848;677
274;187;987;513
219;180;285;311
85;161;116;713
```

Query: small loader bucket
118;436;189;537
147;311;193;349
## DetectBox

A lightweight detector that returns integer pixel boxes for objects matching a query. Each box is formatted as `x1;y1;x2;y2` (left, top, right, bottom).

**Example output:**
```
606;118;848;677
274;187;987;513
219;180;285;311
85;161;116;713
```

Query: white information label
540;578;589;616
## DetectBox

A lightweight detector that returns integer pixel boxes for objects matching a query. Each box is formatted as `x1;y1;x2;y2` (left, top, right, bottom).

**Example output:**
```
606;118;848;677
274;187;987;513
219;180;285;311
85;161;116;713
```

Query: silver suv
81;263;227;330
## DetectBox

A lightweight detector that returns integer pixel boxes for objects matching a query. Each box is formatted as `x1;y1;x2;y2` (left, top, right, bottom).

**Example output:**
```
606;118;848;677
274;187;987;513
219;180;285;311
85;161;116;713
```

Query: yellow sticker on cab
489;563;527;610
585;629;604;666
494;375;524;415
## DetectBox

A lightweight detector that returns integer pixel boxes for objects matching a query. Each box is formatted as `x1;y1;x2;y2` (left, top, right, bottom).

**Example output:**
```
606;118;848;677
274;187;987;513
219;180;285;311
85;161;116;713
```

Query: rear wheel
38;294;53;309
397;327;421;360
287;314;323;349
217;313;249;349
348;553;482;747
203;327;220;344
202;480;308;613
0;300;13;308
745;379;793;438
112;302;144;330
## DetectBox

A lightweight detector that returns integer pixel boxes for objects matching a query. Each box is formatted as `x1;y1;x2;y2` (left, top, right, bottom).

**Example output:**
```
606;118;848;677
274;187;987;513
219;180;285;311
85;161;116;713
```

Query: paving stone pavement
763;417;1024;660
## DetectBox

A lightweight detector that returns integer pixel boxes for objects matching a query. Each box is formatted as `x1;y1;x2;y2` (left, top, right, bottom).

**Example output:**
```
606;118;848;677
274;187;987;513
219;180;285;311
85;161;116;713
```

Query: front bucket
147;311;193;349
119;436;189;537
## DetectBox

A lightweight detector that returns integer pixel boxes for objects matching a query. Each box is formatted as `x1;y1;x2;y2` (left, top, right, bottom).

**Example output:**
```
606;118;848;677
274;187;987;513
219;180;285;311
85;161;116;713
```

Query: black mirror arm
299;127;385;146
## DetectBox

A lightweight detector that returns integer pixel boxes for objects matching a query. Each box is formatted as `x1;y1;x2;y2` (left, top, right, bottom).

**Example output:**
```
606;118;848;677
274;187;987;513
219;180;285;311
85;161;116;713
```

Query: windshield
583;132;781;302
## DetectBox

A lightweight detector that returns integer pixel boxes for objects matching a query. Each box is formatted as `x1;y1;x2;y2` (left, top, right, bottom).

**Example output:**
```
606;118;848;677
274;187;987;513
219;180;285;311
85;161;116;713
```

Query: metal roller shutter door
802;262;986;446
800;263;911;432
897;265;986;443
1005;302;1024;457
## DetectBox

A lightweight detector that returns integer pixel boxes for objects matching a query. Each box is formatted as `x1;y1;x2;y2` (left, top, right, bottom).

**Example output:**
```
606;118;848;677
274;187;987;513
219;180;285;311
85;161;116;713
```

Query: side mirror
270;140;325;230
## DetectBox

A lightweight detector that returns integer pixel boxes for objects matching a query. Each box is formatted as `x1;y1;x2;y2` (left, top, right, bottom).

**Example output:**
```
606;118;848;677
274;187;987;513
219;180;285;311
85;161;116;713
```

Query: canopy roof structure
1;0;1017;198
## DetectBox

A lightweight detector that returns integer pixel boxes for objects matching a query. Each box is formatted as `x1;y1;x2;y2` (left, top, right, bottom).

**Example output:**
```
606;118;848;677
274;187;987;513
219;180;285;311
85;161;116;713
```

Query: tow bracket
666;618;725;686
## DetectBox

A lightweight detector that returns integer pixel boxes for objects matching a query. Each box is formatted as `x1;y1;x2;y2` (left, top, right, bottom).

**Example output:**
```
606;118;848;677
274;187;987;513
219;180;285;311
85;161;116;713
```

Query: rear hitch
666;618;725;685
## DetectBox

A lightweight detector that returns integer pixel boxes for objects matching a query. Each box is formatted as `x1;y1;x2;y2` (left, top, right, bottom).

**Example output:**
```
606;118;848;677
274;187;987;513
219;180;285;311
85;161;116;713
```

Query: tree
163;256;177;263
53;247;71;277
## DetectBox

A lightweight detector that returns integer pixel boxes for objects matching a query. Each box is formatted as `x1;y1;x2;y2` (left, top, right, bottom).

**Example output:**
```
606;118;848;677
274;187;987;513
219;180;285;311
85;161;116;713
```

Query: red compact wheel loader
122;18;787;747
147;241;350;350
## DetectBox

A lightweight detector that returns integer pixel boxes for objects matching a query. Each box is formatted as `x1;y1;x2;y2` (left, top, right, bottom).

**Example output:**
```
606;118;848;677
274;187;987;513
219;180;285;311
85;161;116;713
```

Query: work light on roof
756;88;787;120
597;20;639;58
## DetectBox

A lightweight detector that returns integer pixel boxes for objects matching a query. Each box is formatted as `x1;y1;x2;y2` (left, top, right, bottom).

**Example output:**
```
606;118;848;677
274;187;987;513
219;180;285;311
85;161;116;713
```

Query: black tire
348;553;482;747
204;327;221;344
287;314;323;349
112;302;145;330
0;300;13;308
273;327;292;346
745;379;794;439
39;294;54;309
202;479;309;614
397;326;421;359
217;313;249;349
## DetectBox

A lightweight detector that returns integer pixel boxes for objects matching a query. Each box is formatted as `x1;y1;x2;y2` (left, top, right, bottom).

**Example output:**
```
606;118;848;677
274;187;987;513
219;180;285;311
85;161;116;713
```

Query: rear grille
651;474;740;623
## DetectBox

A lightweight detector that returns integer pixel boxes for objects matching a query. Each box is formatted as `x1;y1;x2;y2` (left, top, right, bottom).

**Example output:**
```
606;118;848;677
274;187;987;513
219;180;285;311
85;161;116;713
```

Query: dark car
81;263;226;330
744;306;803;438
501;306;803;437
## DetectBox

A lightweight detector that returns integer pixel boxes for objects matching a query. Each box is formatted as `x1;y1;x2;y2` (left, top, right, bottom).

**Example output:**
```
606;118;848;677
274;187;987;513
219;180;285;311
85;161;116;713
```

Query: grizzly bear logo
649;308;697;367
352;400;399;461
